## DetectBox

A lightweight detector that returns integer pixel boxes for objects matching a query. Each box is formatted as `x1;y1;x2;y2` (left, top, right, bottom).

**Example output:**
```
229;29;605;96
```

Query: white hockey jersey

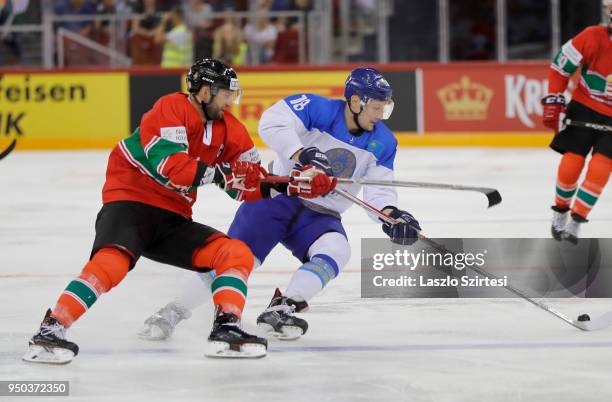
259;93;398;221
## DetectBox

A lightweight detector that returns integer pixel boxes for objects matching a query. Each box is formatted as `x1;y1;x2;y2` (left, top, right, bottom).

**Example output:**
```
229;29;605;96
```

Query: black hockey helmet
186;58;241;103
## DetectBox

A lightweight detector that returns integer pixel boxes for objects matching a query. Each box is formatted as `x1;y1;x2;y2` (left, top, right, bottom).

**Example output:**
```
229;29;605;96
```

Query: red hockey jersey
102;93;259;218
548;25;612;117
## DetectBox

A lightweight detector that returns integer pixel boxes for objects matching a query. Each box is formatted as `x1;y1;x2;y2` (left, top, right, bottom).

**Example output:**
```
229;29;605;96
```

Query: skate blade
205;341;267;358
22;345;75;365
138;324;170;341
257;322;303;341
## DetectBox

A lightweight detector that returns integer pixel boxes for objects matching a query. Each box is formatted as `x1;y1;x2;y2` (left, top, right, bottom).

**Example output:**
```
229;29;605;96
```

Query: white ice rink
1;148;612;402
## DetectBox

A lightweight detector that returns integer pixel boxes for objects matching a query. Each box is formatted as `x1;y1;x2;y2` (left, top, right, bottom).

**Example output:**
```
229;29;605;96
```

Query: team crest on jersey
367;140;385;159
325;148;356;178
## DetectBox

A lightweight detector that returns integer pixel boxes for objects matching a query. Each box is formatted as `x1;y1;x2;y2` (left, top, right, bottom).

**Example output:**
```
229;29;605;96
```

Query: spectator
154;6;193;67
252;0;272;10
157;0;182;11
243;11;276;64
93;0;116;45
184;0;214;60
253;0;308;11
131;0;160;34
130;0;163;65
53;0;96;37
292;0;310;12
212;17;245;65
0;0;32;65
0;17;21;65
273;17;300;63
209;0;244;11
184;0;213;30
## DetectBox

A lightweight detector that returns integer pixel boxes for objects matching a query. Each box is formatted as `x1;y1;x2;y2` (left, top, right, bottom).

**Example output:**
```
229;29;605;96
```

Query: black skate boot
563;213;588;244
205;306;267;358
551;206;569;241
256;288;309;340
22;309;79;364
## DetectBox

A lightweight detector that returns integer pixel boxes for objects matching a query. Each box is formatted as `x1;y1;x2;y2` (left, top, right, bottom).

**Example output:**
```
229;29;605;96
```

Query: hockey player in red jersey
23;59;272;363
542;10;612;243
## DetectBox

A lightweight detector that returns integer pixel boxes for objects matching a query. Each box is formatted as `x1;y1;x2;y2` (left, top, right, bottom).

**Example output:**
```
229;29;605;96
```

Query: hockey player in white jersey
140;67;421;340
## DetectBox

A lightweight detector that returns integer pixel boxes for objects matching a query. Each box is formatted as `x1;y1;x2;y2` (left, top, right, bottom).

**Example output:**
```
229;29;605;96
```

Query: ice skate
551;206;569;241
205;306;267;358
139;301;192;341
562;213;587;244
257;288;309;341
22;309;79;365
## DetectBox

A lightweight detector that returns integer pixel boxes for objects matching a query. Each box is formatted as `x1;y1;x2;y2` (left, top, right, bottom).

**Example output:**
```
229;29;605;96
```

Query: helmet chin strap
200;100;212;120
350;103;366;136
193;85;217;121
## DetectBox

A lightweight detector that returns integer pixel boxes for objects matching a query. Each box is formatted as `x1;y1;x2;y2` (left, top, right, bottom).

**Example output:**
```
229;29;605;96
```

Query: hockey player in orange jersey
23;59;275;363
542;9;612;243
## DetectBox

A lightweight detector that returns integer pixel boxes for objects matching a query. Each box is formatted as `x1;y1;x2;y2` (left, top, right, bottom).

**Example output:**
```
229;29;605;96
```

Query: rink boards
0;62;557;151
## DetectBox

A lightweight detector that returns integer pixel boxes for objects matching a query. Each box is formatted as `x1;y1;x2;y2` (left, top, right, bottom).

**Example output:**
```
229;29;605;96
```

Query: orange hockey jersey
548;25;612;117
102;93;259;218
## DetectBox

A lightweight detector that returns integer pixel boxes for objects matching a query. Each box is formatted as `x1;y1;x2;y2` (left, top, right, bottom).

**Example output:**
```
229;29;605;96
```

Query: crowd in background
0;0;315;67
0;0;606;67
50;0;312;67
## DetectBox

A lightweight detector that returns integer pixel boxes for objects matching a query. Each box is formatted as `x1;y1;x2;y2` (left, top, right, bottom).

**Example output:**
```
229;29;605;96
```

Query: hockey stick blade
485;189;502;208
572;311;612;331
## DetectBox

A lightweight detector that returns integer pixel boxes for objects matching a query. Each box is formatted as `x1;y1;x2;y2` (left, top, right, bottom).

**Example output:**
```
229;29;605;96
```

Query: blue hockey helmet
344;67;393;104
344;67;394;121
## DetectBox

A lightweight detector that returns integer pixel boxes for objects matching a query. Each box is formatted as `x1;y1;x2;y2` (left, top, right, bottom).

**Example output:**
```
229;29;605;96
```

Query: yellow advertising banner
0;73;130;150
182;70;349;140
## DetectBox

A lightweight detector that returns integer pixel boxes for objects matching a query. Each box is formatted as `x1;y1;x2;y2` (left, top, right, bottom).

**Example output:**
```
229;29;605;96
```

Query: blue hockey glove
381;206;421;245
297;147;334;176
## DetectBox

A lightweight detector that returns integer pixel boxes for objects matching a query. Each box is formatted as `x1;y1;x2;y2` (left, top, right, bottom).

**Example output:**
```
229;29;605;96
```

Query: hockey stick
0;138;16;161
264;176;502;208
565;119;612;133
332;187;603;332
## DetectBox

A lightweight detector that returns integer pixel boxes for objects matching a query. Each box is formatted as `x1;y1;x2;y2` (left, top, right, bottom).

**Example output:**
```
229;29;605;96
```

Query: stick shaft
263;176;501;207
332;188;399;224
266;175;497;192
566;119;612;133
337;188;587;331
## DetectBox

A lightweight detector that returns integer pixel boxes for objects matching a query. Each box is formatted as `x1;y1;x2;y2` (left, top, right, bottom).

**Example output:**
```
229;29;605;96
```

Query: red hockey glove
287;165;337;199
541;94;566;133
214;161;268;192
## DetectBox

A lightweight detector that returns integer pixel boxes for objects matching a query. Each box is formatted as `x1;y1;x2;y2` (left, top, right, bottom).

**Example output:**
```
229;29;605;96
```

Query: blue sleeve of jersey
282;94;336;132
367;125;397;170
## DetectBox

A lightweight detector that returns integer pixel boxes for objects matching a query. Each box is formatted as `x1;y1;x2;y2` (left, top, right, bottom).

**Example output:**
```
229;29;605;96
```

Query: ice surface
1;148;611;402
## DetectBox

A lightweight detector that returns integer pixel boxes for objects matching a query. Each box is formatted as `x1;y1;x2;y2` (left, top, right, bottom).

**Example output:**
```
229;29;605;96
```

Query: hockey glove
381;206;421;245
288;165;337;198
541;94;566;133
297;147;334;176
214;161;268;192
